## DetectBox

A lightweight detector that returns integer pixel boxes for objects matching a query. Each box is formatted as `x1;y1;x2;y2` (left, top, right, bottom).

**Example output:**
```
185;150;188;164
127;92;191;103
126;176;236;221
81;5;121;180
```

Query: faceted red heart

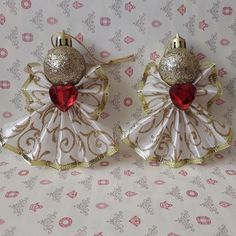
49;84;78;112
169;83;196;110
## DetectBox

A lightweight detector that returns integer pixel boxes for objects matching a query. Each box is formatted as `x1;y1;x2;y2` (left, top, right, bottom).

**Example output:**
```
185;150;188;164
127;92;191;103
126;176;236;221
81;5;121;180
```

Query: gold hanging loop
51;31;135;66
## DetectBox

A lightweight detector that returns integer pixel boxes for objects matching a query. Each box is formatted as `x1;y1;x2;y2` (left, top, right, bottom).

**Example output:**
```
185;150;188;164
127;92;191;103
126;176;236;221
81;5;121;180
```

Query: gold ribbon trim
123;129;233;168
0;134;118;171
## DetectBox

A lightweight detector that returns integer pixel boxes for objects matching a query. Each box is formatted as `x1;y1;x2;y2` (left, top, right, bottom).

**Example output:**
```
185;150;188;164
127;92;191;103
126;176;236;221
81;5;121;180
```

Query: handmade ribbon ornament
0;31;134;170
122;34;233;167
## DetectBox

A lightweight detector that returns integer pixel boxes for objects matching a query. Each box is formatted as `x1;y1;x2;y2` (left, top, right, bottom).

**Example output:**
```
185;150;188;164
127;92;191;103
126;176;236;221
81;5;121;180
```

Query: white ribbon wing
123;61;232;167
0;65;117;169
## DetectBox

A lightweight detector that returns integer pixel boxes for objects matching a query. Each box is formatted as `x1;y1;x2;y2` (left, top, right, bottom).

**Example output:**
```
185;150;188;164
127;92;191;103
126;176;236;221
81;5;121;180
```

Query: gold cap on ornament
54;31;72;47
171;33;186;49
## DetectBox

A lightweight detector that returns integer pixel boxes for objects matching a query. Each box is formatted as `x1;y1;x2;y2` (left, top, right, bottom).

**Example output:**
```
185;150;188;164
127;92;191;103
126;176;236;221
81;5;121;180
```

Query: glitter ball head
159;48;200;86
43;46;86;85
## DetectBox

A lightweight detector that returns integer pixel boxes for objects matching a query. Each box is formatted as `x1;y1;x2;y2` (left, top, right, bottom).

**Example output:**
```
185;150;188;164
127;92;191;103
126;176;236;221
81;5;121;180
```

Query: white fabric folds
0;64;118;170
122;61;233;167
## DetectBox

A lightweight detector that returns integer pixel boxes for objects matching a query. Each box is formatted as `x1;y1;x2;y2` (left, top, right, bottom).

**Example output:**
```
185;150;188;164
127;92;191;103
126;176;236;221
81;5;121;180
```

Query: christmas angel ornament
122;34;233;167
0;31;134;170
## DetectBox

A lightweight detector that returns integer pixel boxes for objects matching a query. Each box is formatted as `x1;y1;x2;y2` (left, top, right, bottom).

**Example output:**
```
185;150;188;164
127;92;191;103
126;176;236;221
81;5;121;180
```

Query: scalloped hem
122;129;233;168
0;136;119;171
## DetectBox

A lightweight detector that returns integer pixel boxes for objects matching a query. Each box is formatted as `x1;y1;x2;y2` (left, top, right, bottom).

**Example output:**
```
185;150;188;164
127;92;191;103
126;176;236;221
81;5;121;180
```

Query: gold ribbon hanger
51;31;135;66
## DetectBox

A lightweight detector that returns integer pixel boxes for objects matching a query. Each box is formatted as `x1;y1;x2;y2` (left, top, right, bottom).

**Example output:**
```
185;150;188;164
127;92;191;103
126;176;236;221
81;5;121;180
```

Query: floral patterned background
0;0;236;235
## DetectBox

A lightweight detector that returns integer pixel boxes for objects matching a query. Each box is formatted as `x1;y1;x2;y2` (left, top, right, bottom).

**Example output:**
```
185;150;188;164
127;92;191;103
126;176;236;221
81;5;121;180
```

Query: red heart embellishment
49;84;78;112
169;83;196;110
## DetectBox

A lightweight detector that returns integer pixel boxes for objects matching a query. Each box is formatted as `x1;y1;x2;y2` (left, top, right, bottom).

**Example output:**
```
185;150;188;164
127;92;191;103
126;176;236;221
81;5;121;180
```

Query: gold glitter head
43;31;86;85
159;33;200;86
